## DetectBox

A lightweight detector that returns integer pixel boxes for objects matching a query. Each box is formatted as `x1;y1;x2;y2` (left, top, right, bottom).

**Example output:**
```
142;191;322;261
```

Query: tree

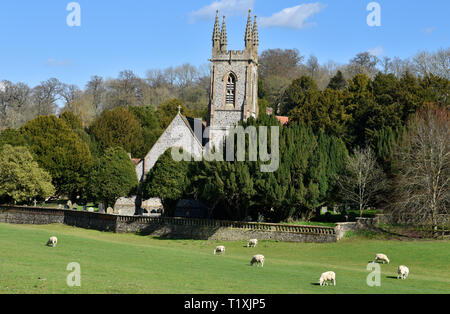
0;128;28;148
143;150;190;216
128;106;163;158
338;147;388;217
327;70;347;90
0;145;55;204
20;115;94;198
31;78;62;116
89;147;139;208
391;106;449;232
157;99;190;129
89;106;144;157
280;76;319;116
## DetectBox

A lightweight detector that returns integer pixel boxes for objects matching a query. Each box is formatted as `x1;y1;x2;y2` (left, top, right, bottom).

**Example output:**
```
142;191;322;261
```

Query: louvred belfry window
226;74;236;106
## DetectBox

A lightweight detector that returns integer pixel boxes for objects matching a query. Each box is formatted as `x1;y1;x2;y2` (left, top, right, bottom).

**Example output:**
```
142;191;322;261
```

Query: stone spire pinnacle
220;15;227;51
253;15;259;47
212;10;221;44
245;9;253;47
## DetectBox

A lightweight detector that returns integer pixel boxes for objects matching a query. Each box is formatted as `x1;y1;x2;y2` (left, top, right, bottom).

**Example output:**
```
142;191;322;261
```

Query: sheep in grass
247;239;258;248
319;271;336;287
250;255;265;267
214;246;226;255
46;236;58;248
374;254;390;264
398;265;410;280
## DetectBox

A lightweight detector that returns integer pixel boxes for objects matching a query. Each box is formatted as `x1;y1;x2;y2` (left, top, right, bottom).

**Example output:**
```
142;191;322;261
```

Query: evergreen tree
143;150;190;216
89;147;138;208
327;70;347;90
89;106;143;157
20;115;93;198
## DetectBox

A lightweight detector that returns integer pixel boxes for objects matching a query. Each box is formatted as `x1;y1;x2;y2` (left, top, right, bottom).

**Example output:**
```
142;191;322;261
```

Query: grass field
0;223;449;294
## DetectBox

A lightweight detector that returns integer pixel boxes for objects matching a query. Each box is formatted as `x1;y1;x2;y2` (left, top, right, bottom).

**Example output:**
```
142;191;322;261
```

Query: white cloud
45;58;72;67
190;0;255;21
422;27;436;34
368;46;385;57
259;3;326;30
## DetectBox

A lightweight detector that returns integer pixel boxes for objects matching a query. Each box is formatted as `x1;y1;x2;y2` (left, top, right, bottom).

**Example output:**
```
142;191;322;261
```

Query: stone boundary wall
0;205;337;243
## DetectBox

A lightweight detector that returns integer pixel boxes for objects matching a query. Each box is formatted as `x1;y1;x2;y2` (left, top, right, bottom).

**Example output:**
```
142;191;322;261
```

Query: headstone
88;207;95;213
67;200;73;210
107;207;114;215
98;204;105;213
83;205;87;211
58;204;63;210
33;200;37;207
73;203;78;211
321;207;328;215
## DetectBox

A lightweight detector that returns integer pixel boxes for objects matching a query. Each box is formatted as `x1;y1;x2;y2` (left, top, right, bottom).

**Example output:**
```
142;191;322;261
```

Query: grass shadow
386;276;398;280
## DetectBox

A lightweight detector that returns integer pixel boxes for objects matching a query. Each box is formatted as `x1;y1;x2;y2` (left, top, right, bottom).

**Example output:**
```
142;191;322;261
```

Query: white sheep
319;271;336;286
398;265;410;280
46;236;58;248
374;253;390;264
250;254;265;267
214;246;226;255
247;239;258;248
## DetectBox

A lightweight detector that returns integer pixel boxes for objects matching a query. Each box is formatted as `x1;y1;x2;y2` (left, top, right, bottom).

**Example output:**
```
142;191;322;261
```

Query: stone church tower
208;10;259;147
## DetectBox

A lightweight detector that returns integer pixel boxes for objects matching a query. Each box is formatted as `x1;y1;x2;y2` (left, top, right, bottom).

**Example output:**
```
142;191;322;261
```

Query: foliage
89;147;139;208
89;106;143;157
143;150;190;215
0;128;28;147
20;115;93;198
0;145;55;203
157;99;190;130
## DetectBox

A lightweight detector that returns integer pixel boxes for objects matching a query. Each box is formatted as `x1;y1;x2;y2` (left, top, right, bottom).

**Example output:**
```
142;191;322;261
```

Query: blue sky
0;0;448;88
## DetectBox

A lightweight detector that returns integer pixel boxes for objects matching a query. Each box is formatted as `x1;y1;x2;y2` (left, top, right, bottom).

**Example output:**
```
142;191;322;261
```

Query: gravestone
98;204;105;213
88;207;95;213
73;203;78;211
321;207;328;215
107;207;114;215
67;200;73;210
83;205;87;211
58;204;63;210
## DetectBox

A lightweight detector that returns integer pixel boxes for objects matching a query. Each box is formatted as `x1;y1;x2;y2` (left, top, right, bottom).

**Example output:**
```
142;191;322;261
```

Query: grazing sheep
250;255;265;267
214;246;226;255
46;236;58;248
319;271;336;286
247;239;258;248
374;254;390;264
398;265;410;280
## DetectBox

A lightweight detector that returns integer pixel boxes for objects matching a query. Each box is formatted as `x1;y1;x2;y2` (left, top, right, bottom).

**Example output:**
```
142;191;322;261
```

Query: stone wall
116;216;337;243
0;206;338;243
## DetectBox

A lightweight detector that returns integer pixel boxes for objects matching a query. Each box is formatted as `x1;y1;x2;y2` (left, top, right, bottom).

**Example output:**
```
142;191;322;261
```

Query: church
115;10;288;216
135;10;260;183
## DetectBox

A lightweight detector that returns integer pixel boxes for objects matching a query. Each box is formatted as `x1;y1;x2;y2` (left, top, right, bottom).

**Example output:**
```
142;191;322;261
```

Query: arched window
226;73;236;106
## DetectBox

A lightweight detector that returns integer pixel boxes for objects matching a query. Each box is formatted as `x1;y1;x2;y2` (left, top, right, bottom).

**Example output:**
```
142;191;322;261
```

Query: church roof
181;115;209;147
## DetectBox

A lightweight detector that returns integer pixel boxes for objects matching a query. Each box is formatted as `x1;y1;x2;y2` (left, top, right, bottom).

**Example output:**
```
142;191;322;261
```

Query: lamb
319;271;336;286
247;239;258;248
373;253;390;264
398;265;410;280
46;236;58;248
214;246;226;255
250;255;265;267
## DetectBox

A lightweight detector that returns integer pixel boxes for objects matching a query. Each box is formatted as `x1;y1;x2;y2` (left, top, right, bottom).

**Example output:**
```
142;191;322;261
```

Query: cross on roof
178;105;182;114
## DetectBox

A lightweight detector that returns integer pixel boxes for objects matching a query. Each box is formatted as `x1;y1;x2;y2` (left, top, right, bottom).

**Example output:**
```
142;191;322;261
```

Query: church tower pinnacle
220;16;227;52
245;9;253;49
212;10;221;53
